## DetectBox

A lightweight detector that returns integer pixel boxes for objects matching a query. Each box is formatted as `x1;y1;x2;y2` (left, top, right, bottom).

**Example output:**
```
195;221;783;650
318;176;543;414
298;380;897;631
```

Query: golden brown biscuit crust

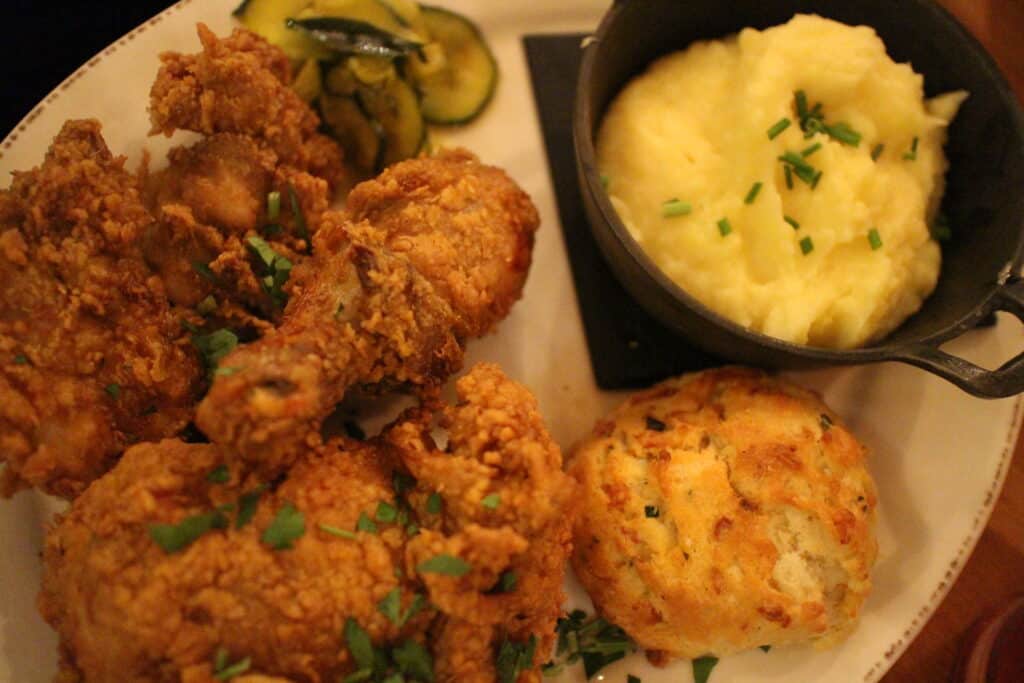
570;367;877;660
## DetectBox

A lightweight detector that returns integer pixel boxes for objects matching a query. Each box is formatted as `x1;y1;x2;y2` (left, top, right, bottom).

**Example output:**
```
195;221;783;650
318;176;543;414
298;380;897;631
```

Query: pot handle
893;279;1024;398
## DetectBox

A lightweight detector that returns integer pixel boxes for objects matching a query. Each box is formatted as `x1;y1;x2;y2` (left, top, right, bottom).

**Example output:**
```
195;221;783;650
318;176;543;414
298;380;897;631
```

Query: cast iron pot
574;0;1024;398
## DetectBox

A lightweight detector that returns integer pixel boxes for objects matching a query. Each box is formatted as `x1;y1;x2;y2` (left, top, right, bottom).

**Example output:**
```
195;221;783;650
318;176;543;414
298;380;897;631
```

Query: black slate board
523;34;720;389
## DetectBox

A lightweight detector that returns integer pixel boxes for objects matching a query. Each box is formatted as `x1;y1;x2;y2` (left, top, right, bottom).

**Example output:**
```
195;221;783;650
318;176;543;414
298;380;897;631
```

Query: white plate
0;1;1020;681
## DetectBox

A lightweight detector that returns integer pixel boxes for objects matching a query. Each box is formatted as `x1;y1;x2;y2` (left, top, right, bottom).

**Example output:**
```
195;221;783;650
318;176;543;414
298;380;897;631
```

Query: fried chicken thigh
196;151;539;475
149;24;345;189
41;364;575;683
0;120;202;499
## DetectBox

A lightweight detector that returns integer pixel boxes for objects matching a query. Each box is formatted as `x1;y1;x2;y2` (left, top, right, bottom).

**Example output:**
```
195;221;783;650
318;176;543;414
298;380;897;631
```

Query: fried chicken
41;364;575;683
0;120;202;499
195;151;539;475
149;24;346;190
144;24;345;329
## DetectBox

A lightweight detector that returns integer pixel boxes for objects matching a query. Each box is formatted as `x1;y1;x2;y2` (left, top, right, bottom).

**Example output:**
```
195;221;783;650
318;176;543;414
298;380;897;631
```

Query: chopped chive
417;554;471;576
425;492;442;514
206;465;230;484
104;383;121;400
767;117;791;140
811;170;823;189
213;652;251;680
801;142;822;157
319;523;358;540
661;198;692;218
481;493;501;510
261;502;305;550
794;90;809;120
375;501;398;523
644;505;660;518
744;182;763;204
871;143;885;161
266;191;281;222
783;215;800;230
867;228;883;250
717;218;732;237
13;354;27;365
784;164;793;189
903;136;919;161
356;512;378;534
760;645;772;653
799;236;814;255
778;151;818;186
823;122;861;147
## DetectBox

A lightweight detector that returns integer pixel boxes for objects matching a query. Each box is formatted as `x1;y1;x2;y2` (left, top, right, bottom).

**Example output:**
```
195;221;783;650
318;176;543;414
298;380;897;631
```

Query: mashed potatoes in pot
597;14;965;348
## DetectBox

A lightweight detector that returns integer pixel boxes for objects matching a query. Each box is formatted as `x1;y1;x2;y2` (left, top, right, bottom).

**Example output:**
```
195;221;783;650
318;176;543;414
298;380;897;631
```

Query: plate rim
0;2;1021;681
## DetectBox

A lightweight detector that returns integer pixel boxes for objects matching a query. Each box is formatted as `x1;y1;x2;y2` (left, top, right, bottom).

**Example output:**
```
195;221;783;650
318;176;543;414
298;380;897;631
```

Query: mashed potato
597;15;965;348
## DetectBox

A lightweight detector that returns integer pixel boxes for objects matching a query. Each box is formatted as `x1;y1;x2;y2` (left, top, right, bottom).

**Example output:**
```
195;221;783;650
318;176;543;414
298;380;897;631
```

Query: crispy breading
149;24;346;190
344;149;539;338
0;120;202;499
570;367;878;660
41;365;575;683
195;151;539;474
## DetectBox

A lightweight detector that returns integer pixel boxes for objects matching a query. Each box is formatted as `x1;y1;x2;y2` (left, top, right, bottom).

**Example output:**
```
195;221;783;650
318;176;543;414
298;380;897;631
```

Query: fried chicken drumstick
41;364;575;683
0;120;202;499
195;151;539;476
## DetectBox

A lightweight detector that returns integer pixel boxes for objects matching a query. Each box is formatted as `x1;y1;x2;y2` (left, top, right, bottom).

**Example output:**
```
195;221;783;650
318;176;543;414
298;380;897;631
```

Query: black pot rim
573;0;1024;368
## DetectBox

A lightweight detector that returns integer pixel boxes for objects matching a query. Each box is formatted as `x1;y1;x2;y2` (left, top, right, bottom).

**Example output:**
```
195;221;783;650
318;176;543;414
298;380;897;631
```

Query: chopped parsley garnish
246;235;293;309
542;610;635;678
357;511;378;534
417;554;471;577
13;353;27;365
820;413;833;431
784;215;800;230
378;588;427;627
823;122;861;147
661;198;692;218
871;143;885;161
801;142;822;157
481;493;501;510
645;415;667;432
766;117;791;140
867;228;883;251
104;383;121;400
235;485;267;529
193;260;217;282
903;136;919;161
799;236;814;255
261;502;305;550
693;655;719;683
267;191;281;222
376;501;398;523
149;510;227;553
645;505;660;518
197;294;217;316
493;570;517;593
213;648;251;680
744;182;763;204
319;523;357;540
496;635;537;683
287;184;312;249
206;465;230;484
425;492;442;514
717;218;732;237
760;645;772;653
344;618;435;682
192;328;239;371
406;523;419;537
